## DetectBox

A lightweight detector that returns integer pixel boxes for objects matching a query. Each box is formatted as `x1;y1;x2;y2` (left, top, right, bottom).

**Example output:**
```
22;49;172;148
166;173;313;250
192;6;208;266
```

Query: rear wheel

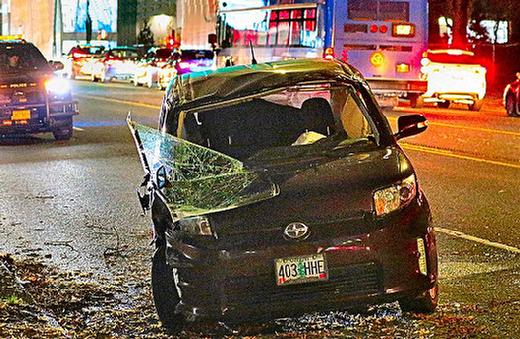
399;282;439;313
469;99;483;111
438;101;450;109
152;246;184;330
506;95;519;117
52;118;73;140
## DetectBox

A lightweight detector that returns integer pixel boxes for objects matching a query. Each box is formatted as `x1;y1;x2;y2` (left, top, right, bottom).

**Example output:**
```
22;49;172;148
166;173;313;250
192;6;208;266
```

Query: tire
410;94;424;108
147;75;154;88
438;101;450;109
505;95;519;117
399;282;439;313
152;247;184;330
52;118;73;141
469;99;483;111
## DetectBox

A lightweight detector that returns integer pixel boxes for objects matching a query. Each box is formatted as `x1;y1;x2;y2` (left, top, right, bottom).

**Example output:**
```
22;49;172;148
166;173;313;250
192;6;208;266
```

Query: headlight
373;174;417;216
177;216;213;236
45;78;71;96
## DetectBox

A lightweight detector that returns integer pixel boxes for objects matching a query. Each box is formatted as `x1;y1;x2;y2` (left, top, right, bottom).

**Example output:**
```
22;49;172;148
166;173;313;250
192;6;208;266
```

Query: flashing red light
379;25;388;33
370;24;378;33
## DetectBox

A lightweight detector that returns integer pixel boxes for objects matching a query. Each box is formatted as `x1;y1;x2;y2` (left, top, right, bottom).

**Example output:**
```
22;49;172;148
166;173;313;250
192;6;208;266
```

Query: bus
215;0;428;106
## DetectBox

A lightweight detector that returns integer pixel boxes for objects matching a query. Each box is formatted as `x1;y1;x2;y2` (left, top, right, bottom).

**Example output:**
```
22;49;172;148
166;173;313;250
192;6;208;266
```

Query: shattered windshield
180;84;378;161
128;121;279;218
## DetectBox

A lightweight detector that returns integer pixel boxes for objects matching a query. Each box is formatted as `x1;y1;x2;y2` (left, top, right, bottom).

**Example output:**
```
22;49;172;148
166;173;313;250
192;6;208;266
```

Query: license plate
275;254;328;286
11;110;30;120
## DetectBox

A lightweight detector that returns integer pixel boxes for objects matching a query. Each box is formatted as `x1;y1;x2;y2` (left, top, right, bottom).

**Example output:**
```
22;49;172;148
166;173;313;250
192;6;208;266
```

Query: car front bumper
0;100;79;135
164;197;437;323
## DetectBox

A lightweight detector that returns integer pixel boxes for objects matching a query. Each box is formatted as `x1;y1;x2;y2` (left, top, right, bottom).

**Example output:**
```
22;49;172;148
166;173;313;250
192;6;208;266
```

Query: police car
0;36;78;140
419;49;487;111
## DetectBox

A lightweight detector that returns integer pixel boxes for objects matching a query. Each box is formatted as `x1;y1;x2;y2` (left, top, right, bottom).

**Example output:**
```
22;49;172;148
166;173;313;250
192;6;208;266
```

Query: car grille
225;262;383;306
0;87;45;106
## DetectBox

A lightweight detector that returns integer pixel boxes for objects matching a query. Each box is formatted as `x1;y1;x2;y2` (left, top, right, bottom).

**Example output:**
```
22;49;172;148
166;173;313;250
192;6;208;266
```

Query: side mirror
49;60;64;71
395;114;428;140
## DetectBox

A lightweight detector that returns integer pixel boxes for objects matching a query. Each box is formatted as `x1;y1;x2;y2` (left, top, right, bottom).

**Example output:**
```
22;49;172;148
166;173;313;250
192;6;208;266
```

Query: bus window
348;0;409;22
379;2;409;21
348;0;377;21
220;7;318;48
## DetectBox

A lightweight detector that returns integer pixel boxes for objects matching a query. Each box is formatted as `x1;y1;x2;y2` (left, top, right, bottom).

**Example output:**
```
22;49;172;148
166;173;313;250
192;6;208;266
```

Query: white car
419;49;487;111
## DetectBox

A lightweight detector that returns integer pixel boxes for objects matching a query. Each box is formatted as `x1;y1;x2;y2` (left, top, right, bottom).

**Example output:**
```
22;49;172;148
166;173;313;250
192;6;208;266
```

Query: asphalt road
0;80;519;337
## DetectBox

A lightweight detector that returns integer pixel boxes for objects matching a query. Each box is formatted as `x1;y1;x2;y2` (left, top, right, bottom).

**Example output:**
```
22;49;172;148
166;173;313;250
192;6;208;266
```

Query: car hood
212;145;413;231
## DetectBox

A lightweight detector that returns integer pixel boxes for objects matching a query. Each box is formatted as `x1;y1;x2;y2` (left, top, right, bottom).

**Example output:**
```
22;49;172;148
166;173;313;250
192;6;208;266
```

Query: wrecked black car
128;58;438;329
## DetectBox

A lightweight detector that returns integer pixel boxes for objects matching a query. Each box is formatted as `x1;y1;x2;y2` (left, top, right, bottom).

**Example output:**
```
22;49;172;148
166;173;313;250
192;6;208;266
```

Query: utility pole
85;0;92;43
52;0;63;57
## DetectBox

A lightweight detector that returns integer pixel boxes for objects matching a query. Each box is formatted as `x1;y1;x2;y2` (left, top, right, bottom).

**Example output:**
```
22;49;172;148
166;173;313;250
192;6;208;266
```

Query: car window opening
181;85;376;161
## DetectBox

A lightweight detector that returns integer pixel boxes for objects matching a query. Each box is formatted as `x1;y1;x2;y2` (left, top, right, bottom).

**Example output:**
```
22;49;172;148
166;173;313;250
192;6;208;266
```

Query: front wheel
437;101;450;109
399;282;439;313
409;94;424;108
152;247;184;330
52;118;73;140
469;99;483;111
506;95;519;117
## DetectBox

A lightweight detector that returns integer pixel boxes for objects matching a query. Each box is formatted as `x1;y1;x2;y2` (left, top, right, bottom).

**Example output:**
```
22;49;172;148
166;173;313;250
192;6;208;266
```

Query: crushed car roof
163;58;367;113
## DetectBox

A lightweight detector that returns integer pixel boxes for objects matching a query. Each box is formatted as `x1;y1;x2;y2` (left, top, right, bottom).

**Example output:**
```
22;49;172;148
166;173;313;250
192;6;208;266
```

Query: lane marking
386;115;520;137
401;143;520;169
72;127;84;131
436;227;520;254
76;94;161;110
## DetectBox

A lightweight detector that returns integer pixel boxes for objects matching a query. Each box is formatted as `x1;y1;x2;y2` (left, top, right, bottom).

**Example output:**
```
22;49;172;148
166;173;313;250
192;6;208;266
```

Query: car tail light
323;47;334;59
396;63;410;73
370;24;378;33
392;23;415;37
379;25;388;33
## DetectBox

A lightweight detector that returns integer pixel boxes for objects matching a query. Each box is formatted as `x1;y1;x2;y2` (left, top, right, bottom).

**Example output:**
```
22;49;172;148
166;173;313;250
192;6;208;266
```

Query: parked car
419;49;487;111
503;72;520;117
90;47;142;83
62;45;105;79
133;47;174;88
0;36;78;140
128;58;438;329
157;49;214;90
